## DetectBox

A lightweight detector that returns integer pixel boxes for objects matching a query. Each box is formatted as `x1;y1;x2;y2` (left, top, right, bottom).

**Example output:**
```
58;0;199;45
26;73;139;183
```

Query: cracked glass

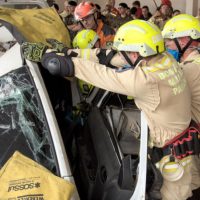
0;66;59;175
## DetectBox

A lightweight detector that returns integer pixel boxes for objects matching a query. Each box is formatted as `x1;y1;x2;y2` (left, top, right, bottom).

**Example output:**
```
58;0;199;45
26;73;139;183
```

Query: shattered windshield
0;66;59;175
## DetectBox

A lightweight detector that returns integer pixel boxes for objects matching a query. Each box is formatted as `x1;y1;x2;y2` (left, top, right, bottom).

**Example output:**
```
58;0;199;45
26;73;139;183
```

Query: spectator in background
102;3;112;16
149;0;173;30
115;3;132;30
102;0;119;31
63;1;82;41
52;3;60;13
107;0;119;16
95;4;106;23
102;0;119;16
130;6;138;19
126;7;131;17
60;1;69;18
95;4;101;15
142;6;152;20
52;3;64;21
63;0;77;27
132;1;143;19
172;9;181;16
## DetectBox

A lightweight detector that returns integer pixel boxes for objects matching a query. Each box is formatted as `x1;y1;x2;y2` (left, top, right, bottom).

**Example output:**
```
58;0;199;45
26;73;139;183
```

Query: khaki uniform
71;52;191;147
71;48;134;68
180;51;200;194
70;48;125;65
68;49;193;199
181;51;200;124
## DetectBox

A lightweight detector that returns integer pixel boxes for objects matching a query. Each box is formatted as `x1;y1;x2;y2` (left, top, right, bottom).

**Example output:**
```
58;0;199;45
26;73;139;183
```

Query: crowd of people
22;0;200;200
58;0;182;41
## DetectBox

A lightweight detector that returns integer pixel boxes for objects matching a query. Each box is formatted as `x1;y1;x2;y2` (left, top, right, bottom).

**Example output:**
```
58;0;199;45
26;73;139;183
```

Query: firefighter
163;14;200;123
72;29;100;99
74;1;115;49
72;29;100;49
22;20;194;200
162;14;200;199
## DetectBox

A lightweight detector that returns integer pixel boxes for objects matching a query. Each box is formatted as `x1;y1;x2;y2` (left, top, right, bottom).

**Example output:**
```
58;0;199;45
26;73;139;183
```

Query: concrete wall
186;0;199;16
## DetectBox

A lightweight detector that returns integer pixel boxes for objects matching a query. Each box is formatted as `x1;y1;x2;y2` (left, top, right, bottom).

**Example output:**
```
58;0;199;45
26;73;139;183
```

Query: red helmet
161;0;172;6
74;1;96;21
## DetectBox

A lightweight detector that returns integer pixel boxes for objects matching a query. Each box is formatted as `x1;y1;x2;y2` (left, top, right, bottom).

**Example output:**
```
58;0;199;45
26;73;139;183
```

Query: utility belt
150;120;200;181
151;120;200;164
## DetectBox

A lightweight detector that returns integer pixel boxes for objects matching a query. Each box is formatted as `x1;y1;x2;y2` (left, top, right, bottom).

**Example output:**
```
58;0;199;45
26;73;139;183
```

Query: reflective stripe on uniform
156;155;191;181
142;53;173;74
80;49;90;60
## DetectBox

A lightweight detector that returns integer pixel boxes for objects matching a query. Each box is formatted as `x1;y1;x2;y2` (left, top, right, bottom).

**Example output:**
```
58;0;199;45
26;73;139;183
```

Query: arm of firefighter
41;52;157;103
67;48;126;68
71;57;136;97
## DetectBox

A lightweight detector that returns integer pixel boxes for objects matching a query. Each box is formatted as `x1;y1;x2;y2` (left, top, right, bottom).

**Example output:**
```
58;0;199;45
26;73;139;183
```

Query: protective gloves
46;38;69;55
21;42;48;62
41;51;74;77
46;38;78;57
22;39;69;62
21;41;74;77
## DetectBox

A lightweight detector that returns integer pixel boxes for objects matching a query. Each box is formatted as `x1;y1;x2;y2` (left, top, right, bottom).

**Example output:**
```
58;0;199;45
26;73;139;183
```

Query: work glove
41;51;74;77
21;42;48;62
46;38;69;55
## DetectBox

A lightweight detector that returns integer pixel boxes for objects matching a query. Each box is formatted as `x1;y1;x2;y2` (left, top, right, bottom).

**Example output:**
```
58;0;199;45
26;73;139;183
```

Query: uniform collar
182;50;200;64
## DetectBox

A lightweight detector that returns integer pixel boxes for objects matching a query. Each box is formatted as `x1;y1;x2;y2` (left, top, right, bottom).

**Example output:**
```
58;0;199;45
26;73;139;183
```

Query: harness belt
151;120;200;164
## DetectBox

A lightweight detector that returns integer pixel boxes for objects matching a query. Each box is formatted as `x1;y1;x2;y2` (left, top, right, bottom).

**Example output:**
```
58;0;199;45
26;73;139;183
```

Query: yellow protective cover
0;151;75;200
0;7;71;46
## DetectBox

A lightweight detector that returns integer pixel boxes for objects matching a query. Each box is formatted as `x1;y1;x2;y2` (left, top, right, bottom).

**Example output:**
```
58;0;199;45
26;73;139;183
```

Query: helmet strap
121;51;142;68
174;38;193;58
79;13;97;29
79;20;85;28
134;56;143;67
79;21;84;28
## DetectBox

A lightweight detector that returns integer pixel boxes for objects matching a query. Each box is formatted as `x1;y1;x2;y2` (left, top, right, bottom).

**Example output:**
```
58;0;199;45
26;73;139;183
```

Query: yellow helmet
162;14;200;40
72;29;99;49
113;20;165;57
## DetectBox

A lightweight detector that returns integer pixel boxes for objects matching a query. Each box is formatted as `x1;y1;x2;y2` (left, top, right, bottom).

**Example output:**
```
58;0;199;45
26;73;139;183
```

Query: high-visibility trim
80;49;90;60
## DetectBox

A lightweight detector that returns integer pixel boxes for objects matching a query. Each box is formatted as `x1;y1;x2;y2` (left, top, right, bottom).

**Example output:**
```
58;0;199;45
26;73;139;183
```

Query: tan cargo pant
160;156;200;200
